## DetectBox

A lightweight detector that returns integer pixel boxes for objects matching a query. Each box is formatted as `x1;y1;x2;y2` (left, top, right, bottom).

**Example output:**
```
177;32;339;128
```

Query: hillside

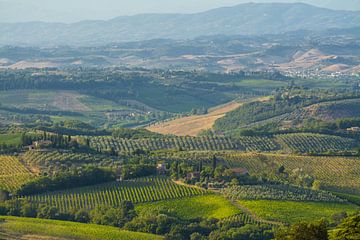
0;3;359;46
0;216;163;240
146;101;244;136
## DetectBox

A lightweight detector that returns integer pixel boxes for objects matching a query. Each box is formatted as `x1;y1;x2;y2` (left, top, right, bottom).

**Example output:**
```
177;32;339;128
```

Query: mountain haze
0;2;360;46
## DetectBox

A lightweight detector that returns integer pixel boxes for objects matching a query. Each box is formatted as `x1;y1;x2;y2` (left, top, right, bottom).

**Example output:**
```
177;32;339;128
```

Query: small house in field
156;163;167;175
34;140;52;148
26;140;53;150
229;168;249;176
347;127;360;132
186;171;200;180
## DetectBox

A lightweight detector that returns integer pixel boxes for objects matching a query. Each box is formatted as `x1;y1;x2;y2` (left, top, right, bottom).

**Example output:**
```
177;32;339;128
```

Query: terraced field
26;177;207;212
0;155;34;192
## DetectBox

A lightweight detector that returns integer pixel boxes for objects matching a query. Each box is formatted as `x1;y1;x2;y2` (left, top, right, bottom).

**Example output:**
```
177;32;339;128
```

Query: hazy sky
0;0;359;23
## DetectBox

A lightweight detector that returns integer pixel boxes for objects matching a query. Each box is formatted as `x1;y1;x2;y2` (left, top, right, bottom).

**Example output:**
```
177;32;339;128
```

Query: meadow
0;216;163;240
238;200;359;224
0;133;22;145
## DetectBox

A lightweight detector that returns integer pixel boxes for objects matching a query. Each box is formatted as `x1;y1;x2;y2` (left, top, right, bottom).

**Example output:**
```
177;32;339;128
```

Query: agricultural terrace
0;155;34;192
26;177;207;212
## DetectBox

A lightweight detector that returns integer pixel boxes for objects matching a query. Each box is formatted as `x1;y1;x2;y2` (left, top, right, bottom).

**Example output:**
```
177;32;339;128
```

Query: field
146;101;243;136
0;155;34;192
238;200;359;224
27;177;206;212
153;151;360;194
0;133;22;145
136;195;241;219
0;216;163;240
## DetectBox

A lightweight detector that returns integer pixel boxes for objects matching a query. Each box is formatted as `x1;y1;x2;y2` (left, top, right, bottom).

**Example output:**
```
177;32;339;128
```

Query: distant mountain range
1;2;359;47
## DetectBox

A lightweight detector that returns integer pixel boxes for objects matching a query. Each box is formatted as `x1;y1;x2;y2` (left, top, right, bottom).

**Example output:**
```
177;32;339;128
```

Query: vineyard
26;177;207;212
0;155;34;192
275;133;358;154
222;185;346;202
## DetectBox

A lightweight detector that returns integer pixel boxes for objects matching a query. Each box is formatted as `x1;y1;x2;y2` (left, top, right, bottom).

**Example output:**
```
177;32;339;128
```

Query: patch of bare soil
146;101;244;136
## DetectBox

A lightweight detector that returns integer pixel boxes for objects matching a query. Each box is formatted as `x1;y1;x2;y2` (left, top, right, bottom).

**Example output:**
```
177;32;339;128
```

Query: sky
0;0;359;23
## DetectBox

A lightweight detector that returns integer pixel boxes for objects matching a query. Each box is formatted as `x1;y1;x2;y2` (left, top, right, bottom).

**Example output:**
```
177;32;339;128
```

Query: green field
0;216;163;240
136;195;241;219
238;200;359;224
0;133;22;145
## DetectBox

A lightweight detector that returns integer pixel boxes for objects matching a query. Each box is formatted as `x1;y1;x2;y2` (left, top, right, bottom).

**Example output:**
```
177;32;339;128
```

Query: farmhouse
27;140;53;150
347;127;360;132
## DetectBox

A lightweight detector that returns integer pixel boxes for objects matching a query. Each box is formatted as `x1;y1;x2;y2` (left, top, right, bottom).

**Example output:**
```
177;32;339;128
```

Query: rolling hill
0;3;359;46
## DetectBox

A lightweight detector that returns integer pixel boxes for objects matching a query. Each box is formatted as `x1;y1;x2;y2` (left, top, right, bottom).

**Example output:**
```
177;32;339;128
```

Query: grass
238;200;359;224
136;194;241;220
0;133;22;145
0;216;163;240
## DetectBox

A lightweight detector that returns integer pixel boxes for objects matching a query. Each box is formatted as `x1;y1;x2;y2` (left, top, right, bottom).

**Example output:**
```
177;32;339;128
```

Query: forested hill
0;3;359;46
